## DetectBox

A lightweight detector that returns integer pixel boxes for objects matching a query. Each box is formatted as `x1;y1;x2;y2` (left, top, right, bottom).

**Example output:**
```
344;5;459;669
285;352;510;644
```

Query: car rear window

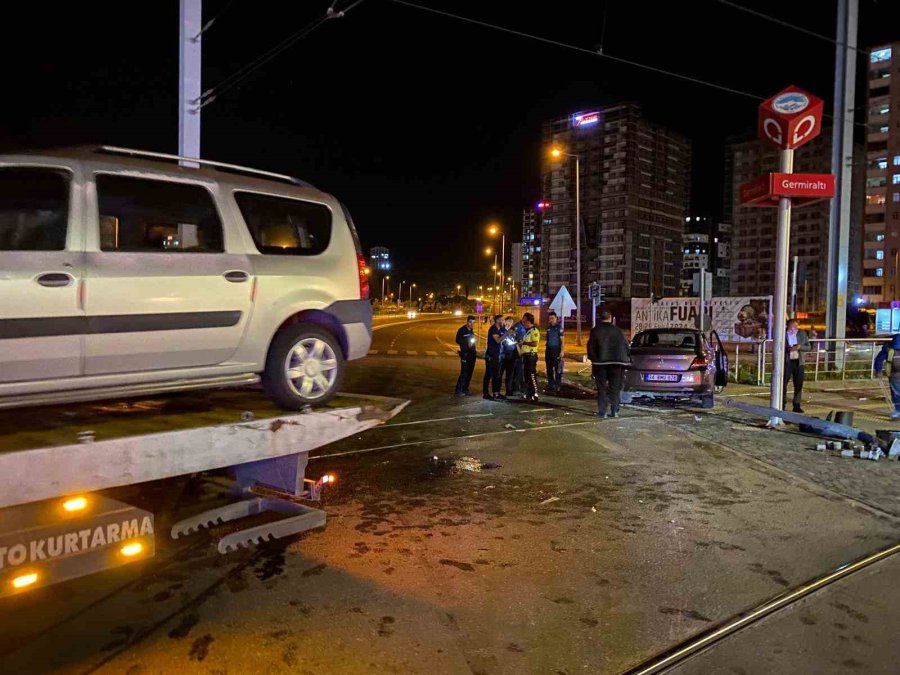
0;167;69;251
632;331;701;349
235;192;332;256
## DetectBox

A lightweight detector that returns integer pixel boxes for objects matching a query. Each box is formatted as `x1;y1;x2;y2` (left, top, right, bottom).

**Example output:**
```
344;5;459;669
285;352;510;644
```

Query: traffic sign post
589;281;602;327
741;86;829;426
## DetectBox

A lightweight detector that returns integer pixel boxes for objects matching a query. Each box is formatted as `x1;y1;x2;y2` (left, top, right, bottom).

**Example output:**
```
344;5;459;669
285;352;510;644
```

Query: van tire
263;325;344;409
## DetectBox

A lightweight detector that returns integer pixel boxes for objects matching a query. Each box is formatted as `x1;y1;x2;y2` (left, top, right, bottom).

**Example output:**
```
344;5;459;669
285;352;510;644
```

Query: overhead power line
392;0;765;101
709;0;870;56
194;0;239;40
198;0;365;110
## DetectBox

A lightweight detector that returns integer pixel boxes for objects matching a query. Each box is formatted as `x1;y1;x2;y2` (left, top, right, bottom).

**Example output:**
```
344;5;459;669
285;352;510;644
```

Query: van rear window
235;192;332;256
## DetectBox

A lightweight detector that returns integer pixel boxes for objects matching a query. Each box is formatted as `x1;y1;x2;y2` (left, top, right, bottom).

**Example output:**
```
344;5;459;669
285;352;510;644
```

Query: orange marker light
120;542;143;557
12;573;38;589
63;497;87;512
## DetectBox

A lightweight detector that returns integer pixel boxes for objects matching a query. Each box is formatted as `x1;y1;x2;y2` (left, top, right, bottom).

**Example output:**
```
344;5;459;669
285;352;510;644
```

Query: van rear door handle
36;273;74;288
224;270;250;283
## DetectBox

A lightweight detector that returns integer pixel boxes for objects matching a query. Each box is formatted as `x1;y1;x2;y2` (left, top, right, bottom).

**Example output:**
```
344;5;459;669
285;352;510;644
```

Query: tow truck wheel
263;325;344;409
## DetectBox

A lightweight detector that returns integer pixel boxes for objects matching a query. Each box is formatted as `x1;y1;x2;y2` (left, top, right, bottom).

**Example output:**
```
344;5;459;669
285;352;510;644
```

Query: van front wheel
263;325;344;409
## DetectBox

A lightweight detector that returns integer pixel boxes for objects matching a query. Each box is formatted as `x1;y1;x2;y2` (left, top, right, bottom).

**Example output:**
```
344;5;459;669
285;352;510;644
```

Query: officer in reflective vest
517;312;540;402
874;333;900;419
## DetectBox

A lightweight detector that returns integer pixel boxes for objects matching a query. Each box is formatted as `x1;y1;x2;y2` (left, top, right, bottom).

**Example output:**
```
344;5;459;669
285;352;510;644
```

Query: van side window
235;192;332;256
96;175;223;253
0;168;69;251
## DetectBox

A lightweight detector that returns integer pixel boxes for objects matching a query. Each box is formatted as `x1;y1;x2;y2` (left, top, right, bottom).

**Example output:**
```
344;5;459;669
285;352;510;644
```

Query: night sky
2;0;898;292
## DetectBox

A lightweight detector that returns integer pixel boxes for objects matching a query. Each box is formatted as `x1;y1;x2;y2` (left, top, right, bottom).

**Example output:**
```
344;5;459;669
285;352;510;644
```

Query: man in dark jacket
483;314;505;400
455;315;477;396
874;333;900;419
783;319;811;413
587;309;630;417
544;311;564;394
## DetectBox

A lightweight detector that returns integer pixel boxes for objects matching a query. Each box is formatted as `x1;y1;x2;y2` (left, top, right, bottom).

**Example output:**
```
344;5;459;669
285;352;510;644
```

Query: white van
0;146;372;409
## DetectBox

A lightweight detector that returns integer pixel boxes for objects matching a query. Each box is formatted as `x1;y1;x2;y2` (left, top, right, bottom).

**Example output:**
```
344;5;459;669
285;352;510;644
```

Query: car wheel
700;394;714;409
263;325;344;409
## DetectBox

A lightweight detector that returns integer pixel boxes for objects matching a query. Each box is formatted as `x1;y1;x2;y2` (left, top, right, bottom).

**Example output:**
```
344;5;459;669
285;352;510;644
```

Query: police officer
499;316;517;398
455;315;477;396
544;311;564;394
483;314;505;400
874;333;900;419
518;312;540;402
511;315;527;394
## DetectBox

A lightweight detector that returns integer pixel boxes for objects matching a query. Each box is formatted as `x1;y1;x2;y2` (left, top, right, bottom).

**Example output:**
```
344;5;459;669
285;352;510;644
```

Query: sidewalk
557;365;900;437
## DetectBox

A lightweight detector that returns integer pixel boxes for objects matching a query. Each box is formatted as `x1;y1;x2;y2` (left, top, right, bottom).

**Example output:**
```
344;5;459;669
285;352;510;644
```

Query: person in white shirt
784;319;812;413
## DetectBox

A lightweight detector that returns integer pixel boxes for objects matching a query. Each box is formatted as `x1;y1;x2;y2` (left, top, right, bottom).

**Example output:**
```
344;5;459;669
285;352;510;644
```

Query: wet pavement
1;317;899;674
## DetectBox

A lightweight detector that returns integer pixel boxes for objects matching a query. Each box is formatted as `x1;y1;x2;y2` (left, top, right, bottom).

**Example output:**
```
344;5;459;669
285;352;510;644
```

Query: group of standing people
455;312;565;403
455;309;633;418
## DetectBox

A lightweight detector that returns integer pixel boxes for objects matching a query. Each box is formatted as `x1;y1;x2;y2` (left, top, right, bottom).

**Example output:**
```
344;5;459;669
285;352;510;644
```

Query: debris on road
454;456;482;472
482;462;502;470
504;423;517;430
841;447;885;461
540;496;560;505
591;506;597;513
693;415;702;422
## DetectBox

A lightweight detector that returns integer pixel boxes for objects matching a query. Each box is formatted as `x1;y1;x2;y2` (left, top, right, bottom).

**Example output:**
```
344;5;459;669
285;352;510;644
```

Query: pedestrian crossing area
367;349;457;357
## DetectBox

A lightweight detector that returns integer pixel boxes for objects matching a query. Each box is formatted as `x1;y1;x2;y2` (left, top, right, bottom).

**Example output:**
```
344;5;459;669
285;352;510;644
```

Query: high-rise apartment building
540;104;691;306
862;44;900;302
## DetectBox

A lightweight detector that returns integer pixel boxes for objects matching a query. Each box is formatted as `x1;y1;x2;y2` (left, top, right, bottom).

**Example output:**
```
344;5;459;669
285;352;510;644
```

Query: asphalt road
1;315;898;674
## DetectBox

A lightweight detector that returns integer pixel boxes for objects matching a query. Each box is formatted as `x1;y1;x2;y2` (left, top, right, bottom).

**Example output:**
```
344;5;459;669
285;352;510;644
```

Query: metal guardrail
725;338;887;385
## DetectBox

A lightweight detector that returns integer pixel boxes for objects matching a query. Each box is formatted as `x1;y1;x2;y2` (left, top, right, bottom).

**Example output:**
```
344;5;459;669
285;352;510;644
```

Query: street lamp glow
551;147;562;158
485;247;493;256
488;224;499;236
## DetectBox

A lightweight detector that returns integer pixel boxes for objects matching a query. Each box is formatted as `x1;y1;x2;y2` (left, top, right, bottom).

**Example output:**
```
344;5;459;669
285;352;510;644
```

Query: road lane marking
445;351;457;356
382;413;494;428
407;350;418;356
426;350;438;356
520;408;554;413
368;350;379;355
311;420;595;460
387;350;398;355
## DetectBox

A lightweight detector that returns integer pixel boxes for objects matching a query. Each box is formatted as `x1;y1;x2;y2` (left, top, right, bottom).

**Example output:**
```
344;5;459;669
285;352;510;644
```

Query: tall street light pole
398;280;405;308
381;275;390;303
488;224;506;313
408;283;416;310
551;148;582;345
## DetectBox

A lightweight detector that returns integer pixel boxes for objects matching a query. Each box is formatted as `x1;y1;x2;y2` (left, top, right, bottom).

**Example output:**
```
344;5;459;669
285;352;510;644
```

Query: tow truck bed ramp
0;389;408;509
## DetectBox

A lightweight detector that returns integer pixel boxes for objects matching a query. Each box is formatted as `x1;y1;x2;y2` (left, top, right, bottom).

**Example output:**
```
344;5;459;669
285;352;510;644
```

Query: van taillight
357;254;370;299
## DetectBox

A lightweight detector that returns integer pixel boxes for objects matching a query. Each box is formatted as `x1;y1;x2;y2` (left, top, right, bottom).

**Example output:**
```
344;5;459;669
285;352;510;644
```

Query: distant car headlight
453;309;463;316
407;310;417;319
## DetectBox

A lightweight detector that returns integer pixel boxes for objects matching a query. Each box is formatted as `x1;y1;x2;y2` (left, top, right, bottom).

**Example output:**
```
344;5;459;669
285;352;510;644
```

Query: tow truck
0;387;407;598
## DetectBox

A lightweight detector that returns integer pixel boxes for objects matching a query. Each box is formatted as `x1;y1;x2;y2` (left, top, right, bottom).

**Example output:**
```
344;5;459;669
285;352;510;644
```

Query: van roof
0;145;322;195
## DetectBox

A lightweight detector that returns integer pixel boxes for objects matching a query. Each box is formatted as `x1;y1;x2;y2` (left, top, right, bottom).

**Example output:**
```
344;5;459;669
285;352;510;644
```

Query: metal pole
491;254;498;313
500;233;506;312
769;148;795;424
791;256;798;319
179;0;202;166
699;266;706;331
576;155;582;345
825;0;857;369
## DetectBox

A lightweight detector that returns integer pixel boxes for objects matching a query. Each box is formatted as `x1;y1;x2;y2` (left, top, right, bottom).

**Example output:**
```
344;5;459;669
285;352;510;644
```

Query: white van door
0;166;84;383
83;173;253;375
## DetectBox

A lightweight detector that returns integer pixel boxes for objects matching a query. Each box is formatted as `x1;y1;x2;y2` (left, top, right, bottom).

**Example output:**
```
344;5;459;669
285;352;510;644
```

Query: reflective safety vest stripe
519;327;540;355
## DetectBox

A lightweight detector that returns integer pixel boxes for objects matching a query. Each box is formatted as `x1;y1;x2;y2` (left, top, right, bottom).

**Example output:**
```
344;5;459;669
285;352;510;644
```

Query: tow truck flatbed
0;389;408;595
0;388;407;508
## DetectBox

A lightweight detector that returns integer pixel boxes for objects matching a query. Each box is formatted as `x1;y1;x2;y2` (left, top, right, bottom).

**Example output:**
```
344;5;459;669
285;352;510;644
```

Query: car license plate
644;373;679;382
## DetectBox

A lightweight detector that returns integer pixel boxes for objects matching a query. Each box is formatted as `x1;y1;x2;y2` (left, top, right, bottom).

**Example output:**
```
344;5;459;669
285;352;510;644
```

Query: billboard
632;296;772;342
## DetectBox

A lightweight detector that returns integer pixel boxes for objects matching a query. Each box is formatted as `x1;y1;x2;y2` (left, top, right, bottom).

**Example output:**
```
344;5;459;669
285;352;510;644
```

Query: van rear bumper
325;300;372;361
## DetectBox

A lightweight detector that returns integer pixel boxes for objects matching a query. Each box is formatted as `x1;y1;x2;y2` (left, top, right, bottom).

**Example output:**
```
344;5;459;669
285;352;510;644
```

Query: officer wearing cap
518;312;540;402
455;315;477;396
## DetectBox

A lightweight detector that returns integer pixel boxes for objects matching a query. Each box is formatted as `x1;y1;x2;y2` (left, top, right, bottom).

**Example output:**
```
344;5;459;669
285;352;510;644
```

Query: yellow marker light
12;573;38;589
322;473;337;485
120;542;143;557
62;497;87;512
